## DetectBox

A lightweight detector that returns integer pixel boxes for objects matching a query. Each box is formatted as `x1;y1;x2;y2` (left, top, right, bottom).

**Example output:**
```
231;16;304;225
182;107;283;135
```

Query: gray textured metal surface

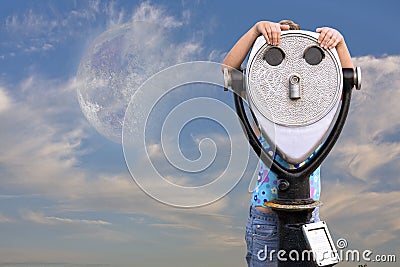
247;32;342;127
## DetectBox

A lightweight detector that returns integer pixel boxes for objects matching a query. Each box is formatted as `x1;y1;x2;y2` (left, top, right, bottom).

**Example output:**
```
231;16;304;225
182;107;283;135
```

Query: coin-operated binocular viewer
224;30;361;267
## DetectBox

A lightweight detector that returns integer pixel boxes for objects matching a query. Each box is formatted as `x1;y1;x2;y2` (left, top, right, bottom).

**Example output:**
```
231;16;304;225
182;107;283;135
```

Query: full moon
76;21;183;143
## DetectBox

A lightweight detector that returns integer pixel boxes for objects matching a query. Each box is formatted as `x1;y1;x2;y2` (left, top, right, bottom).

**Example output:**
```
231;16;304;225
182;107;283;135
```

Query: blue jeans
245;206;320;267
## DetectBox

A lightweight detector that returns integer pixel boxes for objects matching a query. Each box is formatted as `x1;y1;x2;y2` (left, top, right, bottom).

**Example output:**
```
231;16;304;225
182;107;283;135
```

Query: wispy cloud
0;213;15;223
0;86;12;112
2;2;125;55
5;9;57;35
22;211;111;226
0;75;89;197
321;183;400;247
131;1;189;27
0;68;238;252
326;55;400;186
20;210;132;243
1;1;196;58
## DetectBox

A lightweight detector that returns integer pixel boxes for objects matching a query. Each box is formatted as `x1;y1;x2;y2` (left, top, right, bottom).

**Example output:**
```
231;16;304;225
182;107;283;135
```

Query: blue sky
0;1;399;266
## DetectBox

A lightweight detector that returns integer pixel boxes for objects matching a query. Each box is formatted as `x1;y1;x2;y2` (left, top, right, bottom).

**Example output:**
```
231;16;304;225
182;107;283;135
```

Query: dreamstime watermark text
334;238;396;263
257;238;397;263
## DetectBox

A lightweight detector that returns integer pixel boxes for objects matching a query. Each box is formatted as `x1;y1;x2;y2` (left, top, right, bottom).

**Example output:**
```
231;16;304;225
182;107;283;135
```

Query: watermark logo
336;238;348;249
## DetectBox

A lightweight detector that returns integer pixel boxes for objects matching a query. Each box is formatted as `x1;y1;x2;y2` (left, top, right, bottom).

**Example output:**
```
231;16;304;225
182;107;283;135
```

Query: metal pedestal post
266;173;322;267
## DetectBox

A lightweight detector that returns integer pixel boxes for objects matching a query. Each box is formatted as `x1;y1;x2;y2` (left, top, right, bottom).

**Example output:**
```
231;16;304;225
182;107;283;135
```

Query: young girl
222;20;354;267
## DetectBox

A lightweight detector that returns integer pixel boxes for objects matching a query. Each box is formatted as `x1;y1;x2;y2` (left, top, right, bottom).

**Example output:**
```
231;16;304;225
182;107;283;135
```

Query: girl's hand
316;27;344;49
255;21;290;46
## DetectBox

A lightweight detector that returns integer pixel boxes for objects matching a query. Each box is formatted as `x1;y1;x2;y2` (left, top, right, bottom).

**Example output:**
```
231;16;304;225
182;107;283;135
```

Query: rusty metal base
265;200;322;211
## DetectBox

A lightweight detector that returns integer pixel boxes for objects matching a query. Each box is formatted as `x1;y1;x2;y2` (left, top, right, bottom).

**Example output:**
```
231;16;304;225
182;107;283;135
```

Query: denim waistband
249;205;278;222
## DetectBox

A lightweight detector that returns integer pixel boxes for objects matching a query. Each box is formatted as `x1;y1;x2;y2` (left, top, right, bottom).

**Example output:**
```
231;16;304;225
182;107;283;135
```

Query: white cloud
2;73;230;217
5;9;56;35
208;49;227;62
103;1;125;27
327;55;400;183
0;213;15;223
0;71;239;252
22;211;111;226
2;2;125;55
335;142;400;181
22;211;53;224
0;75;89;195
176;42;203;62
0;87;12;112
131;1;189;28
2;1;195;58
0;249;99;266
321;183;400;247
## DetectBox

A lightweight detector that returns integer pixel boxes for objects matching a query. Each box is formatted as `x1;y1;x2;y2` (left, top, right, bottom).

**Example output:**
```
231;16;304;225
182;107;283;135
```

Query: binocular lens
263;47;285;66
303;46;325;65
